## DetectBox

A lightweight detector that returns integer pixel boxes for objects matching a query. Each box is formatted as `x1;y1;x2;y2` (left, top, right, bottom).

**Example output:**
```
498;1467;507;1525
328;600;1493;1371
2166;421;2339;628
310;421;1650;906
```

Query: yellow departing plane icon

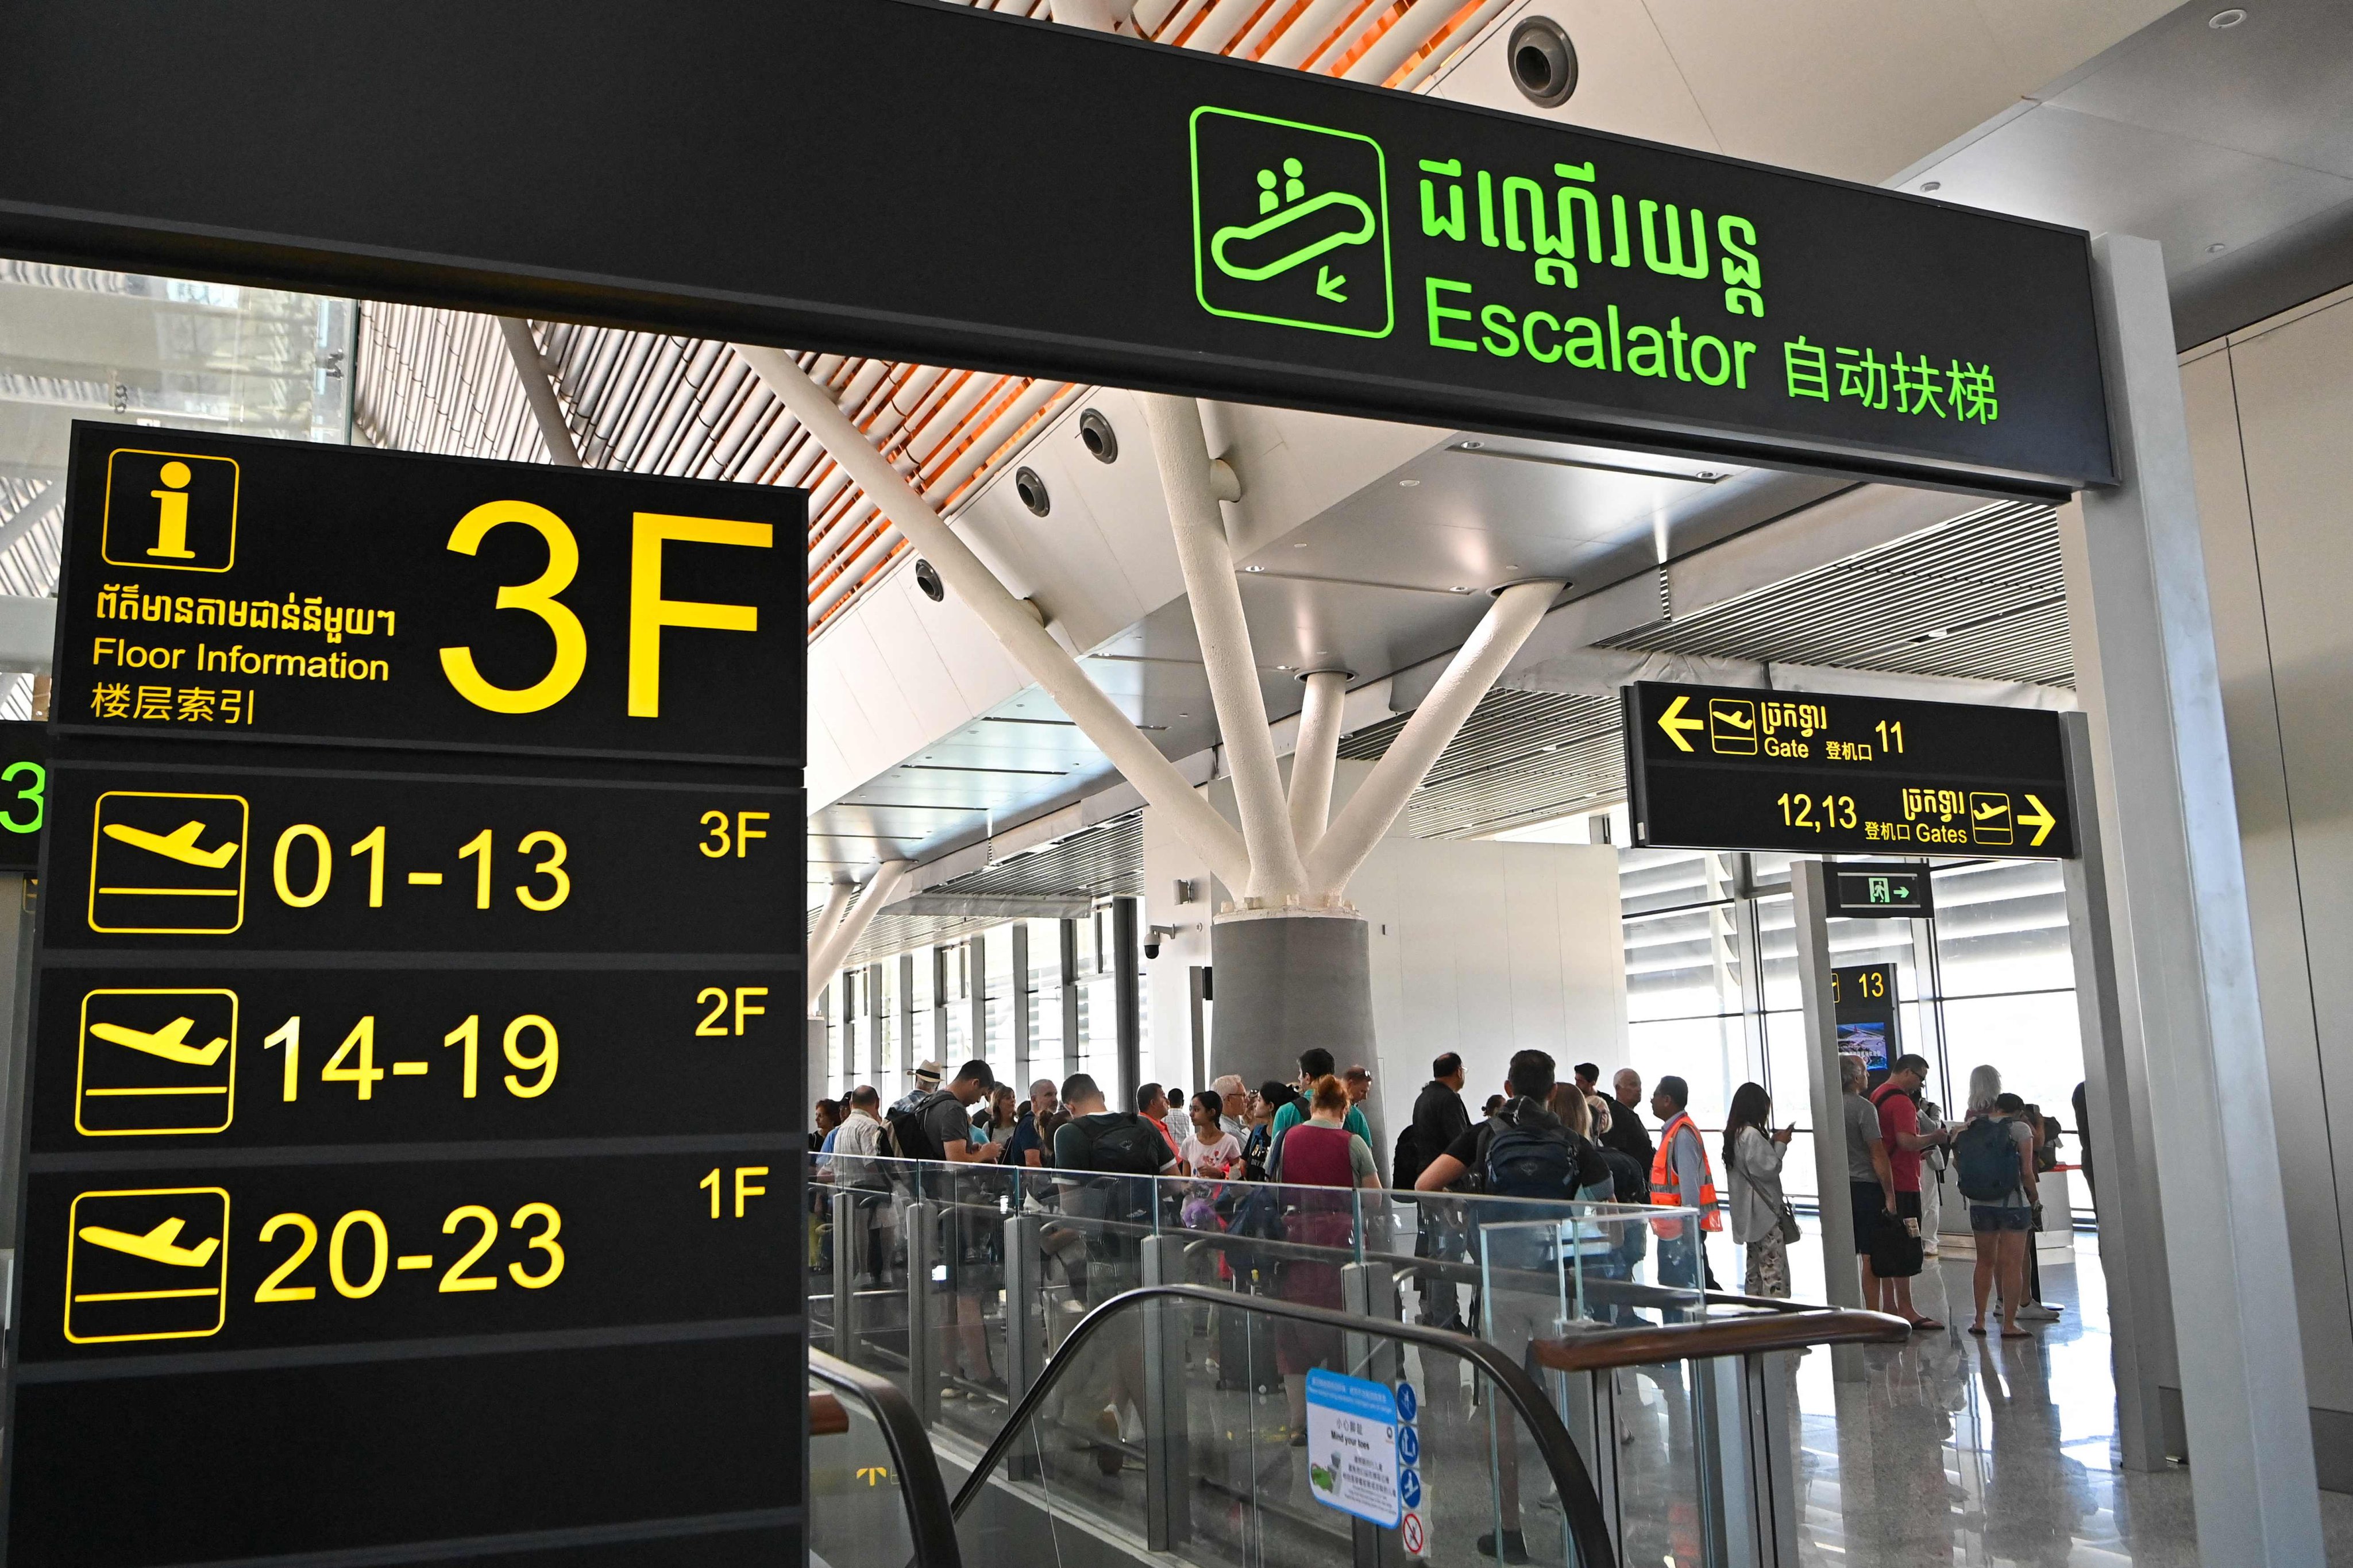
78;1215;221;1269
1656;695;1706;752
1707;697;1758;755
65;1187;230;1341
89;1017;229;1068
102;820;240;869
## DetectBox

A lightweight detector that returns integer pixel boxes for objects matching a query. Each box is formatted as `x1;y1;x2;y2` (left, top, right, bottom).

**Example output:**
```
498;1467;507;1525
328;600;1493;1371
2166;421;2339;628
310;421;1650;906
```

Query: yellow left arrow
2019;793;2058;848
1657;694;1704;753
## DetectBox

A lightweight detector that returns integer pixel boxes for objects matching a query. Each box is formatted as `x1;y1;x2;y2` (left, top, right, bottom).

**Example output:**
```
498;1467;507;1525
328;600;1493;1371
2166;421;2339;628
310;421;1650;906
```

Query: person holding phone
1723;1082;1795;1299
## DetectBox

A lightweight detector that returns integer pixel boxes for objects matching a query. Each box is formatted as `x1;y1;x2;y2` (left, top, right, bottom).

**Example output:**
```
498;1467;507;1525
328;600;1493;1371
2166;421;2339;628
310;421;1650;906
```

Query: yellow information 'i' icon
64;1187;230;1343
88;791;248;935
75;989;238;1136
100;449;238;573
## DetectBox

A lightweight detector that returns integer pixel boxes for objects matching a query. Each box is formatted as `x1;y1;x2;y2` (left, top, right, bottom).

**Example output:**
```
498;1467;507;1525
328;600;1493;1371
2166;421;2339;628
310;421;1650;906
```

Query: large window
819;901;1143;1108
1621;849;2084;1203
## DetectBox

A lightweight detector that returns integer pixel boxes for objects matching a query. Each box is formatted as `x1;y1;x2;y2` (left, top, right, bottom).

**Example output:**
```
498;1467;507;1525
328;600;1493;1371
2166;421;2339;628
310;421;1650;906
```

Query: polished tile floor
1764;1232;2353;1566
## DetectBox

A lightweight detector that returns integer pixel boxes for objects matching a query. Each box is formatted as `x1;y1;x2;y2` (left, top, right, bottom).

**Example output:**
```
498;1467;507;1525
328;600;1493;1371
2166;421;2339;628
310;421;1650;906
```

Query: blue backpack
1953;1116;2018;1202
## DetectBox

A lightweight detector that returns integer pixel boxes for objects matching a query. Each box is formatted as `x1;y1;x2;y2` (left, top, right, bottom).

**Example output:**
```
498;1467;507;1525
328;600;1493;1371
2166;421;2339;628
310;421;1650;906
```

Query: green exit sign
1827;863;1934;918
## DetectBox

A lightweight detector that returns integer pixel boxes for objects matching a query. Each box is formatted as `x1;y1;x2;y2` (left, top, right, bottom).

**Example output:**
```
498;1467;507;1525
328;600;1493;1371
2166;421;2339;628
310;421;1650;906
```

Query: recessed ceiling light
1920;180;1941;192
2209;7;2246;26
2208;241;2228;253
1242;565;1265;572
1275;664;1292;671
1459;440;1485;450
1293;540;1310;547
1399;478;1421;488
1451;586;1471;594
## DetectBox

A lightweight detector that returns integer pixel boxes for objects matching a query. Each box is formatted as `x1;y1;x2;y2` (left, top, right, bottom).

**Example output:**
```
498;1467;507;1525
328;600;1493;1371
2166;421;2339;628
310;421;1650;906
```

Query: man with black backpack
1413;1049;1584;1563
889;1059;1004;1396
1050;1073;1178;1462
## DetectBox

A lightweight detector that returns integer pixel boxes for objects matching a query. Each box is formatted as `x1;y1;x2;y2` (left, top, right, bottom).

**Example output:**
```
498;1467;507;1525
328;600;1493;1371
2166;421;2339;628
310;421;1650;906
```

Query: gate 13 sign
56;424;804;764
1622;680;2076;859
0;1;2109;496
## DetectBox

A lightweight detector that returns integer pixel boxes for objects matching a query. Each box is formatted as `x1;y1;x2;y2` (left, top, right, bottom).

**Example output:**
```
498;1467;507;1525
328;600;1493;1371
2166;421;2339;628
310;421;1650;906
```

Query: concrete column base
1208;906;1373;1088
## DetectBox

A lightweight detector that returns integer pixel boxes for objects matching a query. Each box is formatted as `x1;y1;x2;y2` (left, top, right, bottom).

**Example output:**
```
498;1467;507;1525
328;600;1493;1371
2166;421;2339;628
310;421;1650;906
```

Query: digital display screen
1838;1020;1892;1073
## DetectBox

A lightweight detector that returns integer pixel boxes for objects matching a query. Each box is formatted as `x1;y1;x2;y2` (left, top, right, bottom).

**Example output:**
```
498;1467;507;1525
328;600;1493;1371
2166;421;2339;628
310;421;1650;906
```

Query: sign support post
1790;862;1864;1382
2057;233;2320;1560
2057;710;2176;1473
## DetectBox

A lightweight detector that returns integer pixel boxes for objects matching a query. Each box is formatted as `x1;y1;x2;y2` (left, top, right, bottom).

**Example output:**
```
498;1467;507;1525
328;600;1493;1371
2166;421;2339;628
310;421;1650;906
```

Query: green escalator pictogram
1191;108;1391;337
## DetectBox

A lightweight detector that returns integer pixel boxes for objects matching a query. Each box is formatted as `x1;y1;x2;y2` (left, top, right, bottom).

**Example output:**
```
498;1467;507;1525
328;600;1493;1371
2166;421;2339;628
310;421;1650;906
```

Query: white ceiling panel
1911;103;2353;277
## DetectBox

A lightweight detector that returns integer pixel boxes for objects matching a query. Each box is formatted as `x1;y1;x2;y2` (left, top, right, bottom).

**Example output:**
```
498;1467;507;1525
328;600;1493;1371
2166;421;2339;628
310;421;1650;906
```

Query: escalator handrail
811;1346;965;1568
947;1281;1619;1568
1529;1303;1908;1373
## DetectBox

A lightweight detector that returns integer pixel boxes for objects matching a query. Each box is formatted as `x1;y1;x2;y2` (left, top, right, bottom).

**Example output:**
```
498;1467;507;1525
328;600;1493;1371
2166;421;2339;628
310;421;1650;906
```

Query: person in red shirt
1136;1082;1183;1168
1871;1054;1954;1330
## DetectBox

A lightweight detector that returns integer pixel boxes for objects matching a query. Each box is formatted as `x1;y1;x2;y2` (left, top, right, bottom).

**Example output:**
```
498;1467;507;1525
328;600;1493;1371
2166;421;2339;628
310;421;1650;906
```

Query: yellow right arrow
1657;694;1704;753
2019;793;2057;848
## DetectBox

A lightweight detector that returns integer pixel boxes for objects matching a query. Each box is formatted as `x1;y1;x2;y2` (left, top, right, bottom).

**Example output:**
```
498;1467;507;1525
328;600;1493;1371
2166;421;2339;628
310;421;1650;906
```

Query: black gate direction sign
1623;681;2076;859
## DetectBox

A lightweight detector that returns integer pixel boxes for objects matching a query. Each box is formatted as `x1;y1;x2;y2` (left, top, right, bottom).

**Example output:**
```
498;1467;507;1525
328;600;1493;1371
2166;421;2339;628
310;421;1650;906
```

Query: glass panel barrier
952;1283;1618;1568
807;1156;1617;1454
1482;1208;1708;1568
808;1375;921;1568
809;1346;965;1568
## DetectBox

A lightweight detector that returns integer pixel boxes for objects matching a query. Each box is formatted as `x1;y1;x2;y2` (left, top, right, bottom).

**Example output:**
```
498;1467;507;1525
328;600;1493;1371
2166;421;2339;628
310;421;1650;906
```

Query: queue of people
809;1048;2084;1393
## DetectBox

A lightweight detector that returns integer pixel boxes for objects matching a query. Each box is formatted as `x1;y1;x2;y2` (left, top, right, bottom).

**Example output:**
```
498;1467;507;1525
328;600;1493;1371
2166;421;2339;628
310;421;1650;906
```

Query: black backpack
1391;1124;1428;1191
1483;1118;1582;1204
1075;1113;1168;1177
1477;1108;1583;1270
884;1090;954;1167
1594;1144;1648;1205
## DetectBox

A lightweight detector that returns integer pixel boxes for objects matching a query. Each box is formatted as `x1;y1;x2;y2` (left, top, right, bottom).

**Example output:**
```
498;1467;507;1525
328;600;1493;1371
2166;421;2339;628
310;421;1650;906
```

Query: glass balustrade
806;1150;1744;1566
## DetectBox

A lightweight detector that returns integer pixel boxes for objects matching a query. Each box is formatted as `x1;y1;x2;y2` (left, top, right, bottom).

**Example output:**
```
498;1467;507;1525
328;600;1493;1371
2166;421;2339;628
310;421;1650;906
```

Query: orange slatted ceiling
349;0;1508;637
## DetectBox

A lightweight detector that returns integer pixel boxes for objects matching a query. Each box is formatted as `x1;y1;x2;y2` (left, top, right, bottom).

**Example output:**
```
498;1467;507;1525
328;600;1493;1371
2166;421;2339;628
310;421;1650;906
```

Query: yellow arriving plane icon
101;820;240;869
78;1216;221;1269
89;1016;229;1068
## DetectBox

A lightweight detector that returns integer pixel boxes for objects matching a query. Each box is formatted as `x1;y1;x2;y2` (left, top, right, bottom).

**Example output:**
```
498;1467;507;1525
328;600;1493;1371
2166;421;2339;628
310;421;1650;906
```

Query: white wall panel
2183;285;2353;1414
1358;837;1629;1145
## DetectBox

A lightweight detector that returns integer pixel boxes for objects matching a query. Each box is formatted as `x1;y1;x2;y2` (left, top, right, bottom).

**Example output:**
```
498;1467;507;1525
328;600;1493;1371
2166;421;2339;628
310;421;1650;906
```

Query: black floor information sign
5;423;806;1567
1623;680;2076;859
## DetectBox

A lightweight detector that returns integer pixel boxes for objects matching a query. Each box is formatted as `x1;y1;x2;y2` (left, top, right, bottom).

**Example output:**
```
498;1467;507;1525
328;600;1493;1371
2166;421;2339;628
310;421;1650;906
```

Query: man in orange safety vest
1648;1074;1721;1306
